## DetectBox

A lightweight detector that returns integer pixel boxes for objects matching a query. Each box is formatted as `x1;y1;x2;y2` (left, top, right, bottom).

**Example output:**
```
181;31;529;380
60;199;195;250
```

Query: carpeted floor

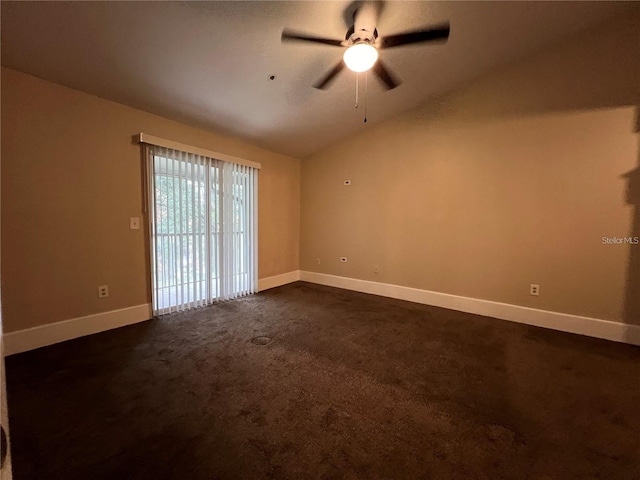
6;282;640;480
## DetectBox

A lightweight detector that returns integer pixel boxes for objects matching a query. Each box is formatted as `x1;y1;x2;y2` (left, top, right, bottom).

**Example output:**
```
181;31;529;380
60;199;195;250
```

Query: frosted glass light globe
343;43;379;73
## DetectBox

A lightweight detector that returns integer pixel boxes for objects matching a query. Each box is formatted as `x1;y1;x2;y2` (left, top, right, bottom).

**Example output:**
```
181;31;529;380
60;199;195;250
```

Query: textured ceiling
2;1;637;158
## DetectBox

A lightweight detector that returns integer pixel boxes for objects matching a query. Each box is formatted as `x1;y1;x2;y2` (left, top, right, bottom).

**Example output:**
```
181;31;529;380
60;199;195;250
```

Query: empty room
1;1;639;479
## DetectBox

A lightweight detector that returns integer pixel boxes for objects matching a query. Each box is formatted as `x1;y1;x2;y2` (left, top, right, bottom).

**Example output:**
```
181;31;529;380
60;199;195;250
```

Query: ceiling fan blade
372;60;401;90
281;29;345;47
380;23;450;49
313;61;345;90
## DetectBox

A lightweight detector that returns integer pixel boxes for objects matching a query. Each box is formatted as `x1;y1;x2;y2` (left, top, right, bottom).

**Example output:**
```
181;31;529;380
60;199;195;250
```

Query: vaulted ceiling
2;1;637;158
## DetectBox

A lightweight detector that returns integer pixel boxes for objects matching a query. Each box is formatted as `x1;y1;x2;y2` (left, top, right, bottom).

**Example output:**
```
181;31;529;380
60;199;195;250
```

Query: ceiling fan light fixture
343;43;378;72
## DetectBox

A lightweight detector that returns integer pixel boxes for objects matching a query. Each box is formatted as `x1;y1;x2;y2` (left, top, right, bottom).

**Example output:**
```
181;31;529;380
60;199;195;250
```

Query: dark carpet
6;282;640;480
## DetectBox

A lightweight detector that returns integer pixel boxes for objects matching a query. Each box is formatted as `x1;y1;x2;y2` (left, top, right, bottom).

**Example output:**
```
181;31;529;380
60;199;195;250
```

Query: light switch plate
130;217;140;230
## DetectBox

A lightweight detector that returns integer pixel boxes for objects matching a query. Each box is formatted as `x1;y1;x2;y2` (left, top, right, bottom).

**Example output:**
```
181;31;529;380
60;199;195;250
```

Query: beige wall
1;67;300;332
301;14;640;324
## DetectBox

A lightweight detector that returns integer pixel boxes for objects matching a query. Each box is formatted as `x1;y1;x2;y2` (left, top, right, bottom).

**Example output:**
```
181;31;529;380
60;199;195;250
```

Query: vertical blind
144;145;258;315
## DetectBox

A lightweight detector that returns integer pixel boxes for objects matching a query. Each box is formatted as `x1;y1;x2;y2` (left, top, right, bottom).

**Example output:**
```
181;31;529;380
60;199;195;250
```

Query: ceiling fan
281;1;450;90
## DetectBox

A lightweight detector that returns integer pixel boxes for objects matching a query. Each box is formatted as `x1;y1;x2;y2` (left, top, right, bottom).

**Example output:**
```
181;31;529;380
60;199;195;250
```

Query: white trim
3;304;152;356
300;271;640;346
6;273;636;355
258;270;301;292
137;133;261;170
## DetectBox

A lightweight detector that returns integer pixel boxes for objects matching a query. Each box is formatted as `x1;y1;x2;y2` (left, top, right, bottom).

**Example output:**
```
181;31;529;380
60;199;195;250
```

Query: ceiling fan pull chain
364;71;368;123
355;72;359;109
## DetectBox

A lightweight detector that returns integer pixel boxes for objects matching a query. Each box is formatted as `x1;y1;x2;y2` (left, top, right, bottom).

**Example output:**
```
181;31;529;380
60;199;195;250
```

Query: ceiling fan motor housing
346;25;378;45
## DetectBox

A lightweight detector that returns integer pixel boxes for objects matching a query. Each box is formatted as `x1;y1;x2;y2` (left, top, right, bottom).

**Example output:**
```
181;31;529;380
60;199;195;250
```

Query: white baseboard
3;304;152;356
258;270;301;292
6;272;637;355
300;271;640;346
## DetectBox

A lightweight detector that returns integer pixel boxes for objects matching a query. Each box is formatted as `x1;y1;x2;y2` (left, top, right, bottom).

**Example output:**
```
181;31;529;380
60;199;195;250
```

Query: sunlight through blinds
142;143;258;315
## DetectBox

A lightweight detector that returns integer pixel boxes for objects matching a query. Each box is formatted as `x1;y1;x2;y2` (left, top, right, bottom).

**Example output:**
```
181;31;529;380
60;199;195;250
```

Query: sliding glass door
147;147;257;315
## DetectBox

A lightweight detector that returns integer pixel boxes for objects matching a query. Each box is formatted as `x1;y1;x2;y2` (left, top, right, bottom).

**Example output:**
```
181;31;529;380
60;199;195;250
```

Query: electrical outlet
530;284;540;296
316;258;321;265
374;265;379;274
98;285;109;298
340;257;348;263
344;180;351;186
